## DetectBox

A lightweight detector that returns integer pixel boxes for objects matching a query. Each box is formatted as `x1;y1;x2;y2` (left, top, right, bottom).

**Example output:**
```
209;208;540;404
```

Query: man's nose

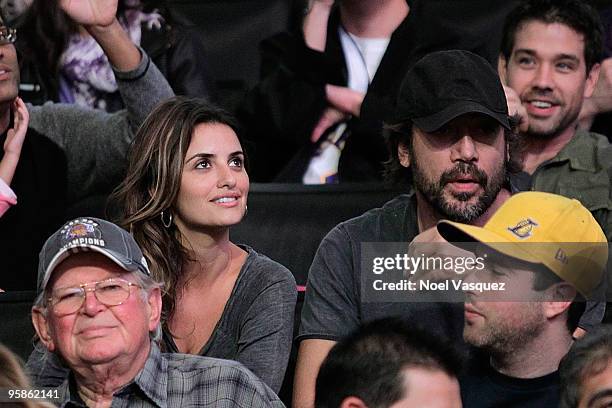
451;135;478;162
80;290;105;316
531;63;555;91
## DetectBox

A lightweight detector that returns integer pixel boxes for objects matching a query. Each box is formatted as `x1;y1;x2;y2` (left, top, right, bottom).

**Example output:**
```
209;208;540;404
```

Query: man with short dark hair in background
499;0;612;241
315;318;462;408
499;0;612;339
559;324;612;408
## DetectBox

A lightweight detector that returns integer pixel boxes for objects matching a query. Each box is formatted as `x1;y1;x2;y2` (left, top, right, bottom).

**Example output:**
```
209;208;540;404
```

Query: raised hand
59;0;118;28
503;84;528;133
579;57;611;129
309;84;364;143
325;84;364;117
310;106;348;143
406;226;475;284
0;97;29;185
4;98;28;159
60;0;140;72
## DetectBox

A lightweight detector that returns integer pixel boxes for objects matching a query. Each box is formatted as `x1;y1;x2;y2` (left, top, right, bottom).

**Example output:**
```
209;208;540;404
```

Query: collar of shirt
59;341;167;408
547;129;607;173
129;341;168;407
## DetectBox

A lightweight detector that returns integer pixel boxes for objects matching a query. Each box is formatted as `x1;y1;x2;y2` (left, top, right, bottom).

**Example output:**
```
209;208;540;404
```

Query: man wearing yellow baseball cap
437;191;608;408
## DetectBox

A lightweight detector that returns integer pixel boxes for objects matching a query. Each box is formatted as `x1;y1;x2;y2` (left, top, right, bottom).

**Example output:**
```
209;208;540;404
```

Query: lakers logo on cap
59;218;106;249
507;218;538;239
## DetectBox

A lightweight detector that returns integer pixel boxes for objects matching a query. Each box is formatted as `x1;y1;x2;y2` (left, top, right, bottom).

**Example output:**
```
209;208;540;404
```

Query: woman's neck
177;226;237;285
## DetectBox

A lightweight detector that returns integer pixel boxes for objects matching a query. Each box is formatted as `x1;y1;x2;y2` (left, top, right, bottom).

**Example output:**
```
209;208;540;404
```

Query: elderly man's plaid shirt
55;342;285;407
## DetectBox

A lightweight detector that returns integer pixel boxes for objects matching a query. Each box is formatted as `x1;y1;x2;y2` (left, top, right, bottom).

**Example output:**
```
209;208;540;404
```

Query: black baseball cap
391;50;510;132
37;217;151;294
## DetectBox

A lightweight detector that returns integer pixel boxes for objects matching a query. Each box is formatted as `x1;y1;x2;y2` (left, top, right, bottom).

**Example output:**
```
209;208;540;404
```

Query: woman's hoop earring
160;210;173;228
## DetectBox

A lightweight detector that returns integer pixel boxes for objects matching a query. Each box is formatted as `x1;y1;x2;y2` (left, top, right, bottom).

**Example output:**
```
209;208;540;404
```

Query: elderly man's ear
31;308;55;352
146;287;162;333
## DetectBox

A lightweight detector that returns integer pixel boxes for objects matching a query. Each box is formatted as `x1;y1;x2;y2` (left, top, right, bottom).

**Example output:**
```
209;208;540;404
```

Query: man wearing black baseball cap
293;49;520;407
28;217;283;407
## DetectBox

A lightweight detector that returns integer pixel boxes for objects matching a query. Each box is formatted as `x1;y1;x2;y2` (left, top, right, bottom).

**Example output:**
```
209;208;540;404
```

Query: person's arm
0;97;28;187
580;58;612;130
27;1;173;203
26;50;172;203
293;339;336;408
236;30;343;180
236;5;346;180
0;179;16;217
292;225;361;408
0;97;28;217
235;268;297;393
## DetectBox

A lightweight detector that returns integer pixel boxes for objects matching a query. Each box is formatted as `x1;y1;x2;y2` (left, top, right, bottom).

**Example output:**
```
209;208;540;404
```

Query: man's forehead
513;21;586;55
49;253;129;288
479;250;540;278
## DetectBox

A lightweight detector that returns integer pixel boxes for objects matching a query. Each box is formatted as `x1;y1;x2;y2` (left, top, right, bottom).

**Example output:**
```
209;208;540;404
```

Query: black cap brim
412;101;511;133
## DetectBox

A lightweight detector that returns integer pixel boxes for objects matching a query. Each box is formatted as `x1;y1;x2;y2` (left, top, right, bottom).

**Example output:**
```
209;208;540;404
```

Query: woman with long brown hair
108;96;297;392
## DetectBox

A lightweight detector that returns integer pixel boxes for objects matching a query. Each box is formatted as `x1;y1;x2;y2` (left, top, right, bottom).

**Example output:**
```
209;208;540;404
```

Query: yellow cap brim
437;220;542;265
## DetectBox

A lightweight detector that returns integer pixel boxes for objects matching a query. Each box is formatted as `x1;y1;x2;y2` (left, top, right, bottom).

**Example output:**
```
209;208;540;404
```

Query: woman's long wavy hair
110;96;245;319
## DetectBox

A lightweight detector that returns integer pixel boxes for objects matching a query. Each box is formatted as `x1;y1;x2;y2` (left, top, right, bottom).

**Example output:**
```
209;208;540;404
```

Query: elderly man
437;191;609;407
30;217;283;407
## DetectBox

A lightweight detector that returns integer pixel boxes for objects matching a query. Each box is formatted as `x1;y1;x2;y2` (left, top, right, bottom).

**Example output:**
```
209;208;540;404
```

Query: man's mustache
439;162;488;187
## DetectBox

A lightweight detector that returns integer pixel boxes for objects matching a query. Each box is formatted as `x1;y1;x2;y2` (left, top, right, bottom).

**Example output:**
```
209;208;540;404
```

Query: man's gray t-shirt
298;193;465;343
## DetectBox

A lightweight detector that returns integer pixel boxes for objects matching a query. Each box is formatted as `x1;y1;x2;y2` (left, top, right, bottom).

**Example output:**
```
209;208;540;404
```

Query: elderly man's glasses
48;278;141;316
0;27;16;45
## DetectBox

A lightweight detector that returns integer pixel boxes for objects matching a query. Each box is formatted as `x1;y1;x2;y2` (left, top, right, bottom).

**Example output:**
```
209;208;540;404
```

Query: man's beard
463;302;545;357
527;112;578;140
522;91;578;140
412;159;506;223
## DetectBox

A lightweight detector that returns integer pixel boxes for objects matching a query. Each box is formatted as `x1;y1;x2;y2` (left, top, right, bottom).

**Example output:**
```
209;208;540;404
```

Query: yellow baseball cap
437;192;608;297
